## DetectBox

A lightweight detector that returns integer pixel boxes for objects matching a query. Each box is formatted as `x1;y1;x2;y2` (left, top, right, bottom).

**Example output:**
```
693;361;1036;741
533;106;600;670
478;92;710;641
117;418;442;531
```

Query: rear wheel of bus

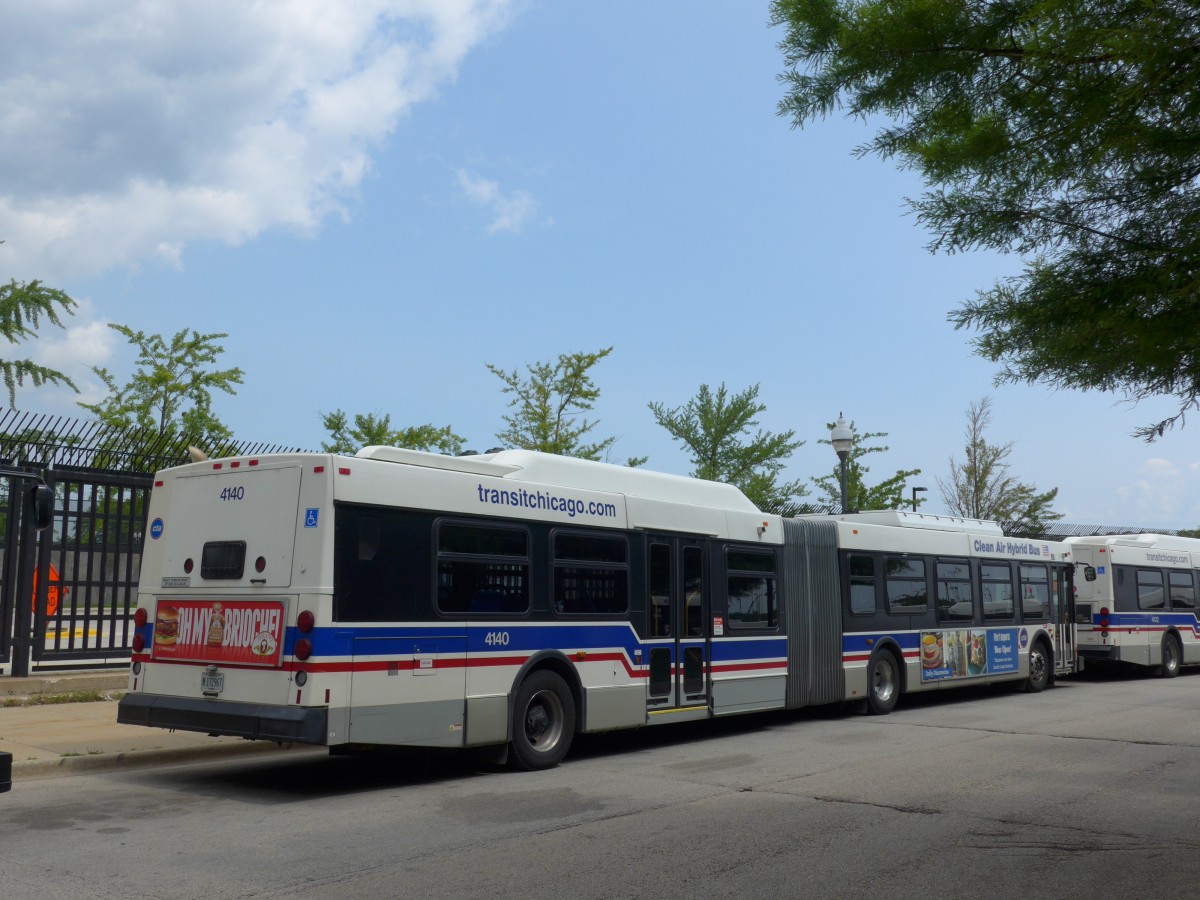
866;649;899;715
510;670;575;770
1159;634;1181;679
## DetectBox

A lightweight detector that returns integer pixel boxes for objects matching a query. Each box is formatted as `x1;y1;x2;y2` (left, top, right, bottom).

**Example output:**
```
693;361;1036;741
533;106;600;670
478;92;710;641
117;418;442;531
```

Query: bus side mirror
31;484;53;532
1083;566;1096;582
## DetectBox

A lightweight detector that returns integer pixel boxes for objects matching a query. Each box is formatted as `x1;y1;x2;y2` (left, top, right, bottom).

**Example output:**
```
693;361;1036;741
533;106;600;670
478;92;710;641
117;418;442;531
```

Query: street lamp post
911;485;927;512
830;413;853;514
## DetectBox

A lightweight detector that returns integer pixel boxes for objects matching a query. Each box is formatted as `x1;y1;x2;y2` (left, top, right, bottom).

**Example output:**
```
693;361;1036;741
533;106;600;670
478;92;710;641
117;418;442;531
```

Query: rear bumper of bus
118;694;328;745
1078;645;1121;662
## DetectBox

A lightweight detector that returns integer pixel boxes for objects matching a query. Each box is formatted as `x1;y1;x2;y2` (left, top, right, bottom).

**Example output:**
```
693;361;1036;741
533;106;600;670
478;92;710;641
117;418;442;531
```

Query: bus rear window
202;541;246;580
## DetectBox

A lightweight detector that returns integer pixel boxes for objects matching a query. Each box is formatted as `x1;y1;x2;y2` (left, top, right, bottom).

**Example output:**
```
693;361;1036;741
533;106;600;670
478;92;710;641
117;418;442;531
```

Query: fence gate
0;464;152;675
0;408;307;676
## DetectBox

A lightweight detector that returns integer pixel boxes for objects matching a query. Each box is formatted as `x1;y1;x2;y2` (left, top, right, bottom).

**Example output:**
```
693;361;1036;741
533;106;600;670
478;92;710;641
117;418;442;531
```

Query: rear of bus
118;453;336;746
1069;540;1120;664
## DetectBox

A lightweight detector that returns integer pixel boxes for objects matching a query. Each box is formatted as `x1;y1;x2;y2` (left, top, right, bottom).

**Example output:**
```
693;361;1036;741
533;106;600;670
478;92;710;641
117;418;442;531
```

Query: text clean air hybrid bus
1068;533;1200;676
118;447;1077;769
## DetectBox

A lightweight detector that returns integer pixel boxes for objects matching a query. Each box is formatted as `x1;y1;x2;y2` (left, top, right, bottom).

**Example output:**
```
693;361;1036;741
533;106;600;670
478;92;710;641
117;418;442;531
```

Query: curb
11;740;324;781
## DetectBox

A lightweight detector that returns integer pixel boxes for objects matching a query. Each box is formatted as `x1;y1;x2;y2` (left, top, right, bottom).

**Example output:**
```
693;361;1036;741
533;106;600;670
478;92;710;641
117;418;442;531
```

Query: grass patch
2;690;124;708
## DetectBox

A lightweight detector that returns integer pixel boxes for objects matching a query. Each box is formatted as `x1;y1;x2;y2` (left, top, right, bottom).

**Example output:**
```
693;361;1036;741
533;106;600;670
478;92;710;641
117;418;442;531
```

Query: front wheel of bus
1159;634;1181;679
511;670;575;771
1024;641;1050;693
866;651;899;715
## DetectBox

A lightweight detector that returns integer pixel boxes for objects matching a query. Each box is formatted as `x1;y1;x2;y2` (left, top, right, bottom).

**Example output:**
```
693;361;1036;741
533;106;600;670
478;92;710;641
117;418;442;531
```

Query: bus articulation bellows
118;446;1077;770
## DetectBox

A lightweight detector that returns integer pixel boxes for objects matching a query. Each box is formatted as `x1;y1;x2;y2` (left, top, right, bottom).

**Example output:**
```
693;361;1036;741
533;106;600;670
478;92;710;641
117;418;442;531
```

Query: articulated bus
1067;533;1200;676
118;447;1076;769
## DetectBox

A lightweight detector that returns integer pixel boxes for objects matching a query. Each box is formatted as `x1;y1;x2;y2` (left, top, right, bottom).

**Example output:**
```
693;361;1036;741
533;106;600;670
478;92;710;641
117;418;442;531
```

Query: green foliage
772;0;1200;438
937;397;1061;530
79;325;244;451
489;347;627;461
0;275;78;404
812;419;920;511
320;409;465;455
649;383;807;514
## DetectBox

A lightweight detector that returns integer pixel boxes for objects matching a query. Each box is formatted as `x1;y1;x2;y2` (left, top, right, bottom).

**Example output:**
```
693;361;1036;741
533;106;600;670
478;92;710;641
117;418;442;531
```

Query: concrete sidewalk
0;670;317;782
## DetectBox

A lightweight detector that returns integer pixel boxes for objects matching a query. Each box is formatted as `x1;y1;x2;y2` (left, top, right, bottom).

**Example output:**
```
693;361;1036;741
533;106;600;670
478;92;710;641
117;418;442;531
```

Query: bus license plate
201;671;224;696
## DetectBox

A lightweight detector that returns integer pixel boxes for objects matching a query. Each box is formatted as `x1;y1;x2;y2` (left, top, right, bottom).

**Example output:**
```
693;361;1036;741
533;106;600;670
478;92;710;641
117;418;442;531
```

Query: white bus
1067;533;1200;676
118;447;1076;769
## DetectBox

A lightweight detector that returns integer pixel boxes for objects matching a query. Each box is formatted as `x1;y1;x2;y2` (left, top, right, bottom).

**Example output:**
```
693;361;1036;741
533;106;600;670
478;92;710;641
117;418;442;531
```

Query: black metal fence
0;410;304;676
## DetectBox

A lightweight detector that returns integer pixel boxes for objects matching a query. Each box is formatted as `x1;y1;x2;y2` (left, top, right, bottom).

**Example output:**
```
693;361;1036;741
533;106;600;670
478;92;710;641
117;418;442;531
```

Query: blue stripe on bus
286;624;787;663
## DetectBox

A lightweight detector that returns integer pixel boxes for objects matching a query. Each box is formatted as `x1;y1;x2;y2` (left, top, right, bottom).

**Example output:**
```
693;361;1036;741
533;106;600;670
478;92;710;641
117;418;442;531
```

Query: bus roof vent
816;510;1005;534
356;445;522;476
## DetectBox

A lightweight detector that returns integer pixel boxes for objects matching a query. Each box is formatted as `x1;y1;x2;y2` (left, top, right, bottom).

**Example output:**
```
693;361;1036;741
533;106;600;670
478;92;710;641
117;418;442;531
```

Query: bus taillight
294;638;312;661
1099;606;1110;636
297;610;314;632
132;633;145;652
134;608;147;628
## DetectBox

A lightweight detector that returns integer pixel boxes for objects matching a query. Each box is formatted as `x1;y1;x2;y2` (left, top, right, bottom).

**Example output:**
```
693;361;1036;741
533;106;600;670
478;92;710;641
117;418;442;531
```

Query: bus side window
980;562;1014;622
885;556;927;615
552;531;629;616
848;553;876;615
726;548;778;630
1019;564;1049;621
936;559;974;624
436;521;530;615
1136;569;1165;610
1171;572;1197;610
1114;565;1137;611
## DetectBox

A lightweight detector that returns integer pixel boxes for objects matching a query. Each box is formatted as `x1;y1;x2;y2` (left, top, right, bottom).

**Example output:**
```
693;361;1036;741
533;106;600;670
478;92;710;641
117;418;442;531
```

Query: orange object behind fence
31;563;67;617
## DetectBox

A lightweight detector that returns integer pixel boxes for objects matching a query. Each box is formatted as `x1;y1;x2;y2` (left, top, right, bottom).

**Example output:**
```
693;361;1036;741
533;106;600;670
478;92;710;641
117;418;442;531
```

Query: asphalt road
2;667;1200;899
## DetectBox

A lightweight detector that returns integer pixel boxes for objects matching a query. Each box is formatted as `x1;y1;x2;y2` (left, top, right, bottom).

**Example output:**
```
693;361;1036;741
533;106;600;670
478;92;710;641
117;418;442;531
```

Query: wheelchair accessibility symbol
305;508;319;528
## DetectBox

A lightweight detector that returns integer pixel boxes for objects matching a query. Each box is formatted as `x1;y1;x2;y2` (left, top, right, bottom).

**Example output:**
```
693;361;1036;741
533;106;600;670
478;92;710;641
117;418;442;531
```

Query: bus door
646;537;709;712
1051;564;1076;675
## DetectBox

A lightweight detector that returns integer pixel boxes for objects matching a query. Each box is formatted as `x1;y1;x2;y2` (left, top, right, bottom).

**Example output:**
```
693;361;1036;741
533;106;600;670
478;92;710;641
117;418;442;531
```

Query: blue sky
1;2;1196;527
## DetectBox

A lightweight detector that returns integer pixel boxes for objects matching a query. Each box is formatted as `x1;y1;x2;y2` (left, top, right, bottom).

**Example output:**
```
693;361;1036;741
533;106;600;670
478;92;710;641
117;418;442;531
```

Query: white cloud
1110;456;1200;529
3;297;114;414
0;0;517;281
457;169;539;233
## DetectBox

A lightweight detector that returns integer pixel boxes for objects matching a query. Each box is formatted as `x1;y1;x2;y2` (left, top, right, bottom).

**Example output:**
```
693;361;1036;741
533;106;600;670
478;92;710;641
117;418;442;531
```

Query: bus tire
510;670;575;771
866;650;899;715
1024;640;1051;693
1159;634;1181;679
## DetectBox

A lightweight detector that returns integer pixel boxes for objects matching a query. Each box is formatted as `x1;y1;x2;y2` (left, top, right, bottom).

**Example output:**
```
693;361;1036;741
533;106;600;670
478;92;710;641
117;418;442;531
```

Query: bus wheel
510;670;575;770
866;651;899;715
1159;635;1181;679
1024;640;1050;693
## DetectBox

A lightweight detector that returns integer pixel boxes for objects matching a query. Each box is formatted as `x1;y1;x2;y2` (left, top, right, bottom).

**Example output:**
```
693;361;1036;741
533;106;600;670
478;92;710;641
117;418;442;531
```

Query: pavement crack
894;720;1200;749
811;795;941;816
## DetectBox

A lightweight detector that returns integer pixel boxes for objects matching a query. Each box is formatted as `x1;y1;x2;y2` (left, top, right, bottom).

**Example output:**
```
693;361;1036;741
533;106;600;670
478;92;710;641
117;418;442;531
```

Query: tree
938;397;1061;530
79;325;244;450
489;347;635;462
811;419;920;511
320;409;464;455
772;1;1200;439
649;382;807;514
0;275;77;404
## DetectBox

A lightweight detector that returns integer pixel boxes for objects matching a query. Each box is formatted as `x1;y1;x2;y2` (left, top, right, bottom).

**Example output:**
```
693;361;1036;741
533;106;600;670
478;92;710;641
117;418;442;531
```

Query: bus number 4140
484;631;510;647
